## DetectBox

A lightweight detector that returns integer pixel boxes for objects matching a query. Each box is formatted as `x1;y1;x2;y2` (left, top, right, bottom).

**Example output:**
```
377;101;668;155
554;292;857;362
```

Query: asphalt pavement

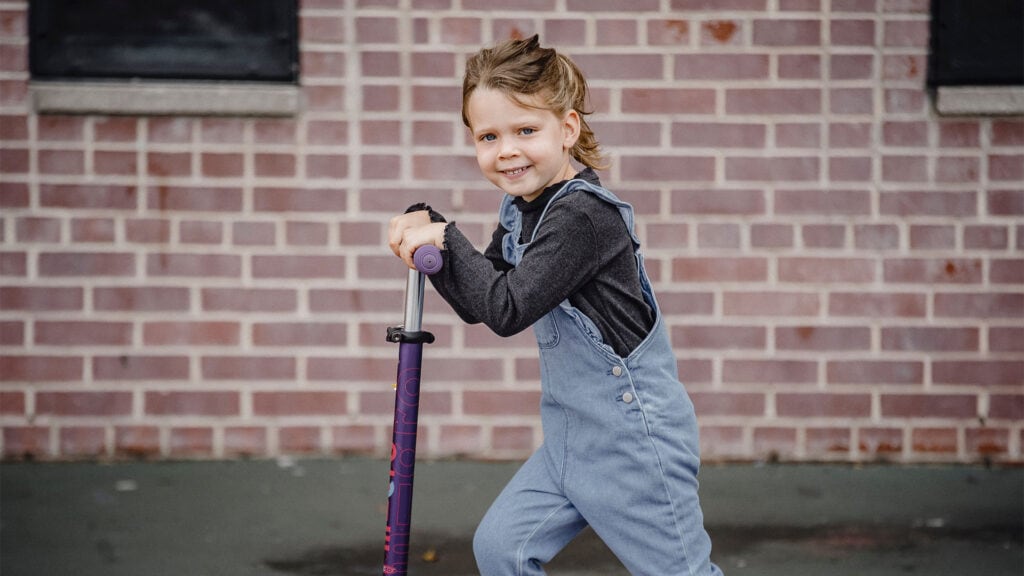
1;458;1021;576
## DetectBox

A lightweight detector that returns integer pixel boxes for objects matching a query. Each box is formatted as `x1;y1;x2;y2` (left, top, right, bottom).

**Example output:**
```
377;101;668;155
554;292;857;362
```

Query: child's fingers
387;211;430;257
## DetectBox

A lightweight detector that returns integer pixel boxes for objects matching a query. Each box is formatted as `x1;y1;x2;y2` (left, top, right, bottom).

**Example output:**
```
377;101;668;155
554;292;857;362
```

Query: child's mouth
503;166;529;177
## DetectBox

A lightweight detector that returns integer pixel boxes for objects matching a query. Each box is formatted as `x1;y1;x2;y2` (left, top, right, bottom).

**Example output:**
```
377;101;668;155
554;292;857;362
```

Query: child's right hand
388;211;445;270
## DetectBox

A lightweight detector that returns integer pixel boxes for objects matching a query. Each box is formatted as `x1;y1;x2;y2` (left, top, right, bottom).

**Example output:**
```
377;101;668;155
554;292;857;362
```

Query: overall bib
473;180;722;576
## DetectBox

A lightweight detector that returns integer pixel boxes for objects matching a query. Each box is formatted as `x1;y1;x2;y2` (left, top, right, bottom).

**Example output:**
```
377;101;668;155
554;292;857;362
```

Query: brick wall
1;0;1022;463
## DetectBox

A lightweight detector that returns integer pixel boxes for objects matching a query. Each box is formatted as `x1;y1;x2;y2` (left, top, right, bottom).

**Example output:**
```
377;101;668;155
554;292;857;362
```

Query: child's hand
388;211;446;270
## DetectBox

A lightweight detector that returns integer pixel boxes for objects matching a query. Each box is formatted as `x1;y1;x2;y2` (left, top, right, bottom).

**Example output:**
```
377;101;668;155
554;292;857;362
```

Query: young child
388;35;722;576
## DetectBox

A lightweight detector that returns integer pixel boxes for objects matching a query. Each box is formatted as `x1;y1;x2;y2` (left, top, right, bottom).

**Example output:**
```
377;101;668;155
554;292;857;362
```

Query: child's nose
499;140;519;159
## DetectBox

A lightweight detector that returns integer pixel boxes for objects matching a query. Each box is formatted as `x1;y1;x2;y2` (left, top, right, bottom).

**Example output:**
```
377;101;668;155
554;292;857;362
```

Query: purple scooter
383;245;443;576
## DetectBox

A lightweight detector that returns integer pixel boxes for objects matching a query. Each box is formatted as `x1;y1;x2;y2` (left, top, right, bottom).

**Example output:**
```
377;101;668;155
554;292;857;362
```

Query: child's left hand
388;211;447;270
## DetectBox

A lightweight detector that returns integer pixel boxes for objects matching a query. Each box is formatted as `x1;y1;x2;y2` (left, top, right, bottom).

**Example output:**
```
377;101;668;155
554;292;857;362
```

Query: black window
29;0;298;83
928;0;1024;87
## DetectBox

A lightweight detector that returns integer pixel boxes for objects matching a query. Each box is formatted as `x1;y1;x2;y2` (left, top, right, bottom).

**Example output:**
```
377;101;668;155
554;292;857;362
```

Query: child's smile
466;88;580;202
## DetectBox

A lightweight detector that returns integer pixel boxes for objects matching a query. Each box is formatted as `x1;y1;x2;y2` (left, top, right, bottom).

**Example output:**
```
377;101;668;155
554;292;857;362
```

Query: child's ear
562;109;581;149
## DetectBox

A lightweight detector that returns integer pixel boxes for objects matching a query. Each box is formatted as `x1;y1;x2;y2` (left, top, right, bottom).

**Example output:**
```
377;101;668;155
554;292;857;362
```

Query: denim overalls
473;180;722;575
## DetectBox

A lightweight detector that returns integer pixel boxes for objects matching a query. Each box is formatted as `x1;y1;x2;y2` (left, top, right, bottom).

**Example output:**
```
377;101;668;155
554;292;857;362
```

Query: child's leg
473;448;587;576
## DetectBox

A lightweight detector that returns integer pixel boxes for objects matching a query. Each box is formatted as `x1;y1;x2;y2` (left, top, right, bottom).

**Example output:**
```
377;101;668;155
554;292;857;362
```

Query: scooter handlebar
413;245;443;275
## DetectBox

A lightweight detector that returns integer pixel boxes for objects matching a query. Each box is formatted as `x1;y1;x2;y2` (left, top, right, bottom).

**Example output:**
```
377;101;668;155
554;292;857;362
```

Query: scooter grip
413;245;443;275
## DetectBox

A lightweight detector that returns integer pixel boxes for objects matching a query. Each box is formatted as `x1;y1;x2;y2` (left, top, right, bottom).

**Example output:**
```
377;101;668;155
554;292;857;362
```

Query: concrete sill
31;80;300;117
935;86;1024;116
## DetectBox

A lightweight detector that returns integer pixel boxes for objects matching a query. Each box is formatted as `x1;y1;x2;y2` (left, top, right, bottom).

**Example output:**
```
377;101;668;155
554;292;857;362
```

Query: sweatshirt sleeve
429;200;600;336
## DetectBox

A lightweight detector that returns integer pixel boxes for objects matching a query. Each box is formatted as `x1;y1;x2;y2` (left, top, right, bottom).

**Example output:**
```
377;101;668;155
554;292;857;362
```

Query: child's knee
473;513;517;573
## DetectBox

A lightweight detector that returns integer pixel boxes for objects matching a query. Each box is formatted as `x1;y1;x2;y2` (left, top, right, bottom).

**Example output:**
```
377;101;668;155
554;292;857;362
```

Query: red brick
672;326;767;350
224;427;268;457
545;19;587;45
859;428;903;456
0;391;26;414
232;222;276;246
754;427;798;459
1;252;27;276
806;428;853;457
411;154;479;181
308;288;401;313
697;223;741;249
882;54;925;81
991;121;1024;146
673;0;766;7
699;426;747;460
301;14;345;43
59;427;107;457
966;428;1009;456
176;221;220;245
146;152;192;176
753;19;820;45
440;17;482;45
673;257;767;282
0;355;83;381
776;326;871;351
0;114;28;141
147;253;241;278
492;426;535;451
671;189;765;215
884;19;929;47
831;19;874;45
412;85;460;113
16;217;62;242
0;149;28;174
94;151;137;175
0;322;23;346
933;361;1024;387
723;360;817;384
990;328;1024;353
963;225;1008;250
94;286;190;311
727;89;821;114
829;361;923;385
883;121;928;147
331;425;377;454
726;157;819;181
672;122;765;148
884;258;982;284
464;390;540;415
39;150;85;174
830;88;874;114
284;221;329;246
36;321;133;346
779;257;874;283
279;427;323;453
776;123;821;148
989;395;1024;420
991;259;1024;282
700;20;741;46
858;224;902;249
911;428;958;454
254;153;296;178
989;155;1024;181
94;117;138;142
253;187;346;212
200;289;296;314
573;54;664;80
146;391;240;416
169;427;214;456
0;181;29;208
40;184;138;210
254;119;297;144
38;252;133;277
934;293;1023;319
37;392;132;416
690;392;765;416
339;221;383;246
38;115;85;140
147;118;193;143
777;393;871;417
253;391;347;416
935;156;980;183
938;122;981;147
251;255;345;279
829;123;872;148
882;327;979;352
645;223;689;249
657;291;715;316
907;225;954;250
987;190;1023;215
880;190;976;217
201;357;295;380
675;54;769;80
436;425;484;456
148;186;242;212
71;218;116;243
622;156;716;182
253;323;347;346
775;189;870;215
125;219;171;244
3;427;51;459
114;426;160;458
143;322;240;346
881;394;976;418
829;156;872;182
358;390;452;416
724;291;820;316
645;19;691;45
93;356;190;380
884;89;924;114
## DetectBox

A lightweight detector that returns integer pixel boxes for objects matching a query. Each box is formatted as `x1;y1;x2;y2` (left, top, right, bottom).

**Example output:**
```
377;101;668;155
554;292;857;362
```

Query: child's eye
480;134;496;142
520;128;535;135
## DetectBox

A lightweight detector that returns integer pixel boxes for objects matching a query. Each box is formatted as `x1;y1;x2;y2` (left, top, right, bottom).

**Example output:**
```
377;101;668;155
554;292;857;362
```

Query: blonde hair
462;34;607;170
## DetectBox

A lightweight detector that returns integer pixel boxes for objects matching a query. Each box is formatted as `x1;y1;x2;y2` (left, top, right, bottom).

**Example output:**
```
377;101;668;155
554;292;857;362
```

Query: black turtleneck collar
513;167;601;212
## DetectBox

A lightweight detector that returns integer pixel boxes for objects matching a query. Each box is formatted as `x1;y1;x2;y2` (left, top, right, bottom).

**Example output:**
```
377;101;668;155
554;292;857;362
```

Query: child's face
466;88;580;202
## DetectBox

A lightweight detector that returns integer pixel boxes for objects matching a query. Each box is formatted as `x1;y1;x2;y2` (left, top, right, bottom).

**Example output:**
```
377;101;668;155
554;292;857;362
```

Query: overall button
622;392;634;404
611;365;623;377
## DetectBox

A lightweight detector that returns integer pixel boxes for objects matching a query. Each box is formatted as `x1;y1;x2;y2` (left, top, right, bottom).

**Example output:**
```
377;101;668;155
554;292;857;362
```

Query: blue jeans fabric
475;182;722;575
